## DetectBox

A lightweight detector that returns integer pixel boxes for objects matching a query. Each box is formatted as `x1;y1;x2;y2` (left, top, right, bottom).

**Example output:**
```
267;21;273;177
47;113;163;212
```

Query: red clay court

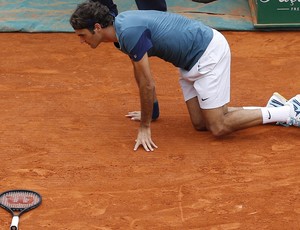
0;0;300;229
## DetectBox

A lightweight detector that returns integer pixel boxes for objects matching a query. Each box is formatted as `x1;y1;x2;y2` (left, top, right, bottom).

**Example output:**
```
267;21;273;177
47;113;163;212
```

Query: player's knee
207;123;228;137
211;128;225;137
192;122;207;131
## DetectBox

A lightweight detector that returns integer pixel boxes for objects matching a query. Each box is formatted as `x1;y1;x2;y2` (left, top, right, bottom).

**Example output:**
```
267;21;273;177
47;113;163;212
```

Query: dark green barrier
249;0;300;28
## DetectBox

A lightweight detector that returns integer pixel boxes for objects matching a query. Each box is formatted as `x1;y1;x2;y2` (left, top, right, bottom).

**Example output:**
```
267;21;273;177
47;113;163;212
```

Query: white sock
243;106;263;110
261;106;290;124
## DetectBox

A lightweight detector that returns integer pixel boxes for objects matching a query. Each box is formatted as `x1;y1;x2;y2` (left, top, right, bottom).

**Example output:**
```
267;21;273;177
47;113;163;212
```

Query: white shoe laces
289;117;300;127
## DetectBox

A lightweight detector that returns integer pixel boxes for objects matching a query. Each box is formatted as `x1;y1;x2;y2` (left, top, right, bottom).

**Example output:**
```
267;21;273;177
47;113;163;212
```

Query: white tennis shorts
179;29;231;109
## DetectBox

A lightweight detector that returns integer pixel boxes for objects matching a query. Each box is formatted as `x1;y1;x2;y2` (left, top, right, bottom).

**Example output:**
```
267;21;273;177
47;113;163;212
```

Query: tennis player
70;1;300;152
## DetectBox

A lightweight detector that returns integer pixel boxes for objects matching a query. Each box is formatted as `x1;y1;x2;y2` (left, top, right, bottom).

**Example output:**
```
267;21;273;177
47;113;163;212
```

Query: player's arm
127;66;159;122
125;29;159;122
122;28;158;151
131;54;158;151
132;53;154;126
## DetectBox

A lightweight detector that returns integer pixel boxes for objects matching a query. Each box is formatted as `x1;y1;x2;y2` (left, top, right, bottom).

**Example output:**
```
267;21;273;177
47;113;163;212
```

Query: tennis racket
0;189;42;230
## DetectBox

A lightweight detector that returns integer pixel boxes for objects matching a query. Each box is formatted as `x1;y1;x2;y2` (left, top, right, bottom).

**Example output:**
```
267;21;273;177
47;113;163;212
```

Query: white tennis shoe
266;92;288;126
285;95;300;127
266;92;287;108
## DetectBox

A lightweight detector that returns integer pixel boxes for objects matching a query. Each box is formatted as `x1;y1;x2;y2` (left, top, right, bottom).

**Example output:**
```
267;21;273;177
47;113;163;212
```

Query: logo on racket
5;196;34;205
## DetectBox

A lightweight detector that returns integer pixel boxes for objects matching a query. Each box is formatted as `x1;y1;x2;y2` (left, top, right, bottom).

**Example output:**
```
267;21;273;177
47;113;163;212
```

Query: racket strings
0;191;41;210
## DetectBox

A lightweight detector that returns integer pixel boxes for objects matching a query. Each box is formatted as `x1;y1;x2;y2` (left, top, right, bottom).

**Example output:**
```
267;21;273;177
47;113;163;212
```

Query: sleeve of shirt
128;29;153;62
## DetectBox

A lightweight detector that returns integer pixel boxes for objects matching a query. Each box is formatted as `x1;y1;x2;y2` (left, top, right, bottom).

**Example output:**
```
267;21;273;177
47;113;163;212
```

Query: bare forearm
132;59;155;127
131;54;158;151
139;79;154;127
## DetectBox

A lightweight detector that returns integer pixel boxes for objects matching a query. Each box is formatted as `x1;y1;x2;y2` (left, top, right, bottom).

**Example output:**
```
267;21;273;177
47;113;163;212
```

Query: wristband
152;101;160;120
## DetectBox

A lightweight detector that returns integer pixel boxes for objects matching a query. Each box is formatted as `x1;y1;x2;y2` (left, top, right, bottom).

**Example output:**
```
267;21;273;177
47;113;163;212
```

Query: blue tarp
0;0;81;32
0;0;254;32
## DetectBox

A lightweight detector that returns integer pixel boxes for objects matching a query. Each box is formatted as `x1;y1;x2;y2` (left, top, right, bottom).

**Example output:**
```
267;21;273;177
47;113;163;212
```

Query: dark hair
70;1;115;32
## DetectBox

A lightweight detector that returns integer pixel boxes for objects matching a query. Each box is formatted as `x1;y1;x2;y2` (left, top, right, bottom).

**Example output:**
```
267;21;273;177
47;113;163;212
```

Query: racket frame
0;189;42;230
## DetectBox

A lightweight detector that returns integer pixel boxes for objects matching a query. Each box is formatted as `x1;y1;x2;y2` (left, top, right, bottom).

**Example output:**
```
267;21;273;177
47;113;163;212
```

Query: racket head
0;189;42;216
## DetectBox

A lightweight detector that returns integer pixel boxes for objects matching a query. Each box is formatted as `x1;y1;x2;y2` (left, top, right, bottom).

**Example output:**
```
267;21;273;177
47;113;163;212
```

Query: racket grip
10;216;19;230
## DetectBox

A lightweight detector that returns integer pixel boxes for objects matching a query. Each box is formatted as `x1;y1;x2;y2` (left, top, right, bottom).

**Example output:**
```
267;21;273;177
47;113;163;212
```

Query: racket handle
10;216;19;230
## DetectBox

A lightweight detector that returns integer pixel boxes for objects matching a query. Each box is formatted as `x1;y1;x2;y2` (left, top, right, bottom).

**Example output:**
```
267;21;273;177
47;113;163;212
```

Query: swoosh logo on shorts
201;97;209;101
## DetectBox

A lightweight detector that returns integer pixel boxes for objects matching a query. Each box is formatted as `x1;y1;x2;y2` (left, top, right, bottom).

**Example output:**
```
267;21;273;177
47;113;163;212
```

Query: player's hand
134;126;158;152
126;111;141;121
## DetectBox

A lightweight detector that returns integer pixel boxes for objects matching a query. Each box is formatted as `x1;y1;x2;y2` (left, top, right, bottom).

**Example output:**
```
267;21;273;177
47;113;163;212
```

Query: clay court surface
0;31;299;229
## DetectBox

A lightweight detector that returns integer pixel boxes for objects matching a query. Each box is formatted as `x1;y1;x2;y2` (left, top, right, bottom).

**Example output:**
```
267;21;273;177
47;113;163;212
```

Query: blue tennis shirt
114;10;213;71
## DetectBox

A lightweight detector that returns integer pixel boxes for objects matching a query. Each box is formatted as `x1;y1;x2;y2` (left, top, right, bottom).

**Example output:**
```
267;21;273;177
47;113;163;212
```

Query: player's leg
91;0;118;16
192;0;217;3
185;97;232;131
183;95;263;134
182;81;295;135
193;63;293;135
182;90;260;134
183;71;296;134
201;99;297;136
226;92;288;112
179;75;238;132
185;95;294;136
201;106;263;136
181;28;292;135
185;96;207;131
179;74;208;130
135;0;167;11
